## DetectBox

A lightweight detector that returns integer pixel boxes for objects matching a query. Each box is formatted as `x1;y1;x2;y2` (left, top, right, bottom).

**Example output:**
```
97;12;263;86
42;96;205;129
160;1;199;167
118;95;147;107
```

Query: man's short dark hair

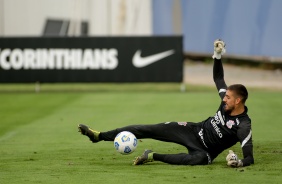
227;84;248;103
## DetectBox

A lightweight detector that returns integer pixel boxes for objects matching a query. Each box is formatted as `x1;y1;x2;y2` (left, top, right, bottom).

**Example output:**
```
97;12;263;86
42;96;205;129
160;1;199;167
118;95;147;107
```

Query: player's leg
152;151;211;165
99;122;198;146
133;124;212;165
79;122;195;144
134;150;210;165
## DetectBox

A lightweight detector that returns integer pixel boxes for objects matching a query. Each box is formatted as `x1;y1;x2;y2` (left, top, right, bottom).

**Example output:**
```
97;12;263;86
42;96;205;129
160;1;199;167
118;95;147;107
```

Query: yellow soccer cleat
133;149;155;165
78;124;100;143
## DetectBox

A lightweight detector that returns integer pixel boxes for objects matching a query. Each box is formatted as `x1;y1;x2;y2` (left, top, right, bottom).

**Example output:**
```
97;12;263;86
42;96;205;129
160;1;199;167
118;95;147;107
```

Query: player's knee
183;152;210;165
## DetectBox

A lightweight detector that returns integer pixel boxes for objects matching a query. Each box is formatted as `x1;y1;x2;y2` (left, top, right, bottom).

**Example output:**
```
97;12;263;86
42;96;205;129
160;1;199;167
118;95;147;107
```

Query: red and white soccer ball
114;131;138;155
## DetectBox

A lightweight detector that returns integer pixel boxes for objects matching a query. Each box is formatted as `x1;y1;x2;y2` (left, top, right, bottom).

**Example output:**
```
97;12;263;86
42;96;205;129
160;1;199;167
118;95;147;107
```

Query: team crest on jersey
178;122;187;126
226;120;235;129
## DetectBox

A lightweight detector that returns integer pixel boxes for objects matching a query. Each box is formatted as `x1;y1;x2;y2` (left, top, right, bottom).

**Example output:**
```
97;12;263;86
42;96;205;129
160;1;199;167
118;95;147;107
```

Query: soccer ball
114;131;137;155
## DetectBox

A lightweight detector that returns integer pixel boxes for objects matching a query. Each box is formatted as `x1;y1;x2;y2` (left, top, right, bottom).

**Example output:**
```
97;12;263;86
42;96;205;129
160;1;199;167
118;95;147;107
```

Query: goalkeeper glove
212;39;226;59
226;150;243;167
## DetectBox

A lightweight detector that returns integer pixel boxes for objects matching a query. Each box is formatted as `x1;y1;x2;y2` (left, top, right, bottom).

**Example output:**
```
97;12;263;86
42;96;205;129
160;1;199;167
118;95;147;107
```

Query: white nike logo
132;49;175;68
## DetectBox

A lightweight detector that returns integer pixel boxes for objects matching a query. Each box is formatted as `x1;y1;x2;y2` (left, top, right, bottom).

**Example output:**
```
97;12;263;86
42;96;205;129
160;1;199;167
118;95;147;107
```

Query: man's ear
235;97;241;105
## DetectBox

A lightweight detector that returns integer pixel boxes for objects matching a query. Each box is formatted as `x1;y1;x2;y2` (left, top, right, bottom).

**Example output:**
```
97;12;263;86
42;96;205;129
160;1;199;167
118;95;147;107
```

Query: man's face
223;90;238;114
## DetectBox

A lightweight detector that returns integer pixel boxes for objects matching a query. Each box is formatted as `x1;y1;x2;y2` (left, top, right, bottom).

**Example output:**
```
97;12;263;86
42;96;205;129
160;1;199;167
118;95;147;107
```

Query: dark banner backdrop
0;37;183;83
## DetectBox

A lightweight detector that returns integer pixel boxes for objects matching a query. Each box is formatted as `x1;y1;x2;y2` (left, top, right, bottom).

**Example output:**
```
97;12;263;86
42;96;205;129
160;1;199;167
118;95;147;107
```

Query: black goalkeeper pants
99;122;211;165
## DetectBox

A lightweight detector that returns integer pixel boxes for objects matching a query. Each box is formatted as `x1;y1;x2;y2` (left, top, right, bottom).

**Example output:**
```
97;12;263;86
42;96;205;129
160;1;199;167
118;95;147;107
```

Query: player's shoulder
238;106;251;122
237;115;251;130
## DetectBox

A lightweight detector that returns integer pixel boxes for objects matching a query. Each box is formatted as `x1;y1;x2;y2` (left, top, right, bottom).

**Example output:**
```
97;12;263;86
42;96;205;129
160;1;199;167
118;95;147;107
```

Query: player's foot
133;149;155;165
78;124;100;143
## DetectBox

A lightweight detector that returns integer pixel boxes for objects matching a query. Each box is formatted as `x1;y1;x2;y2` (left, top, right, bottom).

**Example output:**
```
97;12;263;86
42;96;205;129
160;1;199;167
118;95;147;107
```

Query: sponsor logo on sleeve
236;118;240;125
177;122;187;126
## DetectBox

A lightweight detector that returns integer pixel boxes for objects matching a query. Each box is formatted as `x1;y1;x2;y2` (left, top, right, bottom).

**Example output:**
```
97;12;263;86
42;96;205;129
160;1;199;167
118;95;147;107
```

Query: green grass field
0;84;281;184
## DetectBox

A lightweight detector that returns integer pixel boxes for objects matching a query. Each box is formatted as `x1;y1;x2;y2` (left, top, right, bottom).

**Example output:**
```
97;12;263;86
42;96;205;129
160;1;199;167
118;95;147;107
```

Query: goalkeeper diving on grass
78;39;254;167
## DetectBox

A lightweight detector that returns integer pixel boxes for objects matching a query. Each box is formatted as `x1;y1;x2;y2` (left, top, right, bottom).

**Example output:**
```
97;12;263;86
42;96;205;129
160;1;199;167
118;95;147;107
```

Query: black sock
153;153;165;161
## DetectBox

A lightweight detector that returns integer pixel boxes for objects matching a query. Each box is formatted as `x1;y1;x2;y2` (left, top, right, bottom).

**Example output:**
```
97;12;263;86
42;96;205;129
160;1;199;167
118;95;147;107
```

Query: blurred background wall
0;0;152;36
0;0;281;58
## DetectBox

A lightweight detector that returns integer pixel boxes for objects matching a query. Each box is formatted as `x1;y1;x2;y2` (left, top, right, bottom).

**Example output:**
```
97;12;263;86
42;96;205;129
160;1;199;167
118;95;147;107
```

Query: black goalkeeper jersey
197;58;254;166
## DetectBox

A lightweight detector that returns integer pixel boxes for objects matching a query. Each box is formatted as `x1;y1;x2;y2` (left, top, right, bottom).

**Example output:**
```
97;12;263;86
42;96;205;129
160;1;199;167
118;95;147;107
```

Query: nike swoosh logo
132;49;175;68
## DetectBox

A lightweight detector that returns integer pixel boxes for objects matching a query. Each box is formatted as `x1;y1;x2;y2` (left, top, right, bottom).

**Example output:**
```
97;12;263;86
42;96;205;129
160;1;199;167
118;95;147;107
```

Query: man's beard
224;104;233;115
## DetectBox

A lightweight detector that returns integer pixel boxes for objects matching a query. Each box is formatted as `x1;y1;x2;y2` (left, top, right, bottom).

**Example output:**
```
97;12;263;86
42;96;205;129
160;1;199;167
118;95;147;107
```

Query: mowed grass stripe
0;93;81;136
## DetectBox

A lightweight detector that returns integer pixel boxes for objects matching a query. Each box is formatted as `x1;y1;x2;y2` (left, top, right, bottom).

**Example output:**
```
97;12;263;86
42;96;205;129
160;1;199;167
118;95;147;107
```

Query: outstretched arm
212;39;227;99
226;120;254;167
238;121;254;166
